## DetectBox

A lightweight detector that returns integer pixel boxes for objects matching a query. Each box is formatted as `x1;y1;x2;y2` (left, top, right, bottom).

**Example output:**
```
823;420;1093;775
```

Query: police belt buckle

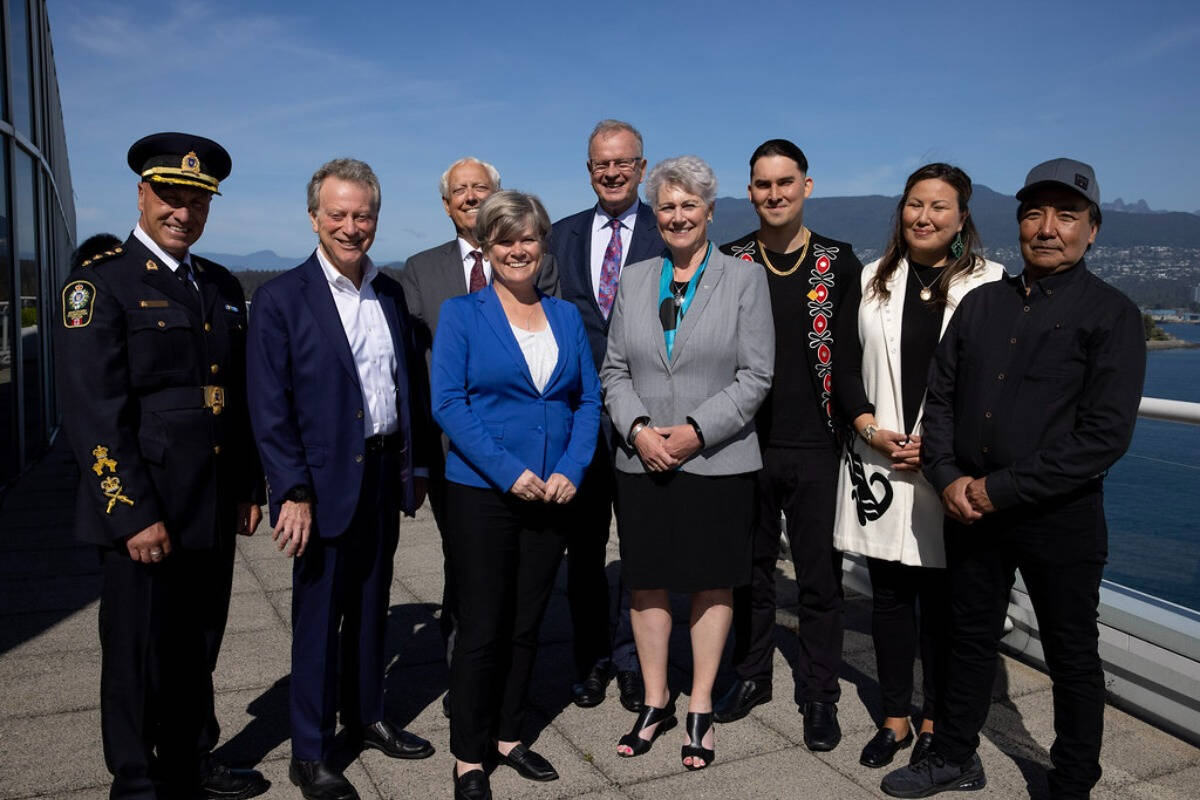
203;385;226;415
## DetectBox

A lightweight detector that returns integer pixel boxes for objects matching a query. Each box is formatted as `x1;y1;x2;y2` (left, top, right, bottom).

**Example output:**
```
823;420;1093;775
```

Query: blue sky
51;0;1200;262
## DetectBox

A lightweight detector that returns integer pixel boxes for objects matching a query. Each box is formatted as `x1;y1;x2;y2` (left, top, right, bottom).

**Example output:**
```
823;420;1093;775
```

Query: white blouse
509;323;559;393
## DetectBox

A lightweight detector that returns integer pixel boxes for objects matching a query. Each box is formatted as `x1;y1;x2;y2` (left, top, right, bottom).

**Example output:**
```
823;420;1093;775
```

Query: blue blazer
550;202;664;372
431;286;602;492
247;253;431;537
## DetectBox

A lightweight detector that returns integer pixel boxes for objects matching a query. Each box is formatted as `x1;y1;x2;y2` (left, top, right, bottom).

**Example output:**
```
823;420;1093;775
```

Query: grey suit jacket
399;238;560;365
600;248;774;476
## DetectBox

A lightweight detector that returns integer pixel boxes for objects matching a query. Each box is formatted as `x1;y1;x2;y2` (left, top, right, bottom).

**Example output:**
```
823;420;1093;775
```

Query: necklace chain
758;227;810;276
911;263;940;302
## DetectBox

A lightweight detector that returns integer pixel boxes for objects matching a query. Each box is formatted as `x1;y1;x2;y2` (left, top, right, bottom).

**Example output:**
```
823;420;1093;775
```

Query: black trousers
445;482;567;762
866;557;949;721
566;437;638;676
731;445;843;703
290;448;400;761
935;490;1107;800
98;536;235;800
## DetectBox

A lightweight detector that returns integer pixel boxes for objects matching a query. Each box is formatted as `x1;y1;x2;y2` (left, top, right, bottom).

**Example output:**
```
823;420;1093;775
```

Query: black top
834;261;945;435
760;245;829;447
922;260;1146;511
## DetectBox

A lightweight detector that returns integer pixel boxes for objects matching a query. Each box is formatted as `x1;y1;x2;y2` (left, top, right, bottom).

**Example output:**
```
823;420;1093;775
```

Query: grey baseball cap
1016;158;1099;205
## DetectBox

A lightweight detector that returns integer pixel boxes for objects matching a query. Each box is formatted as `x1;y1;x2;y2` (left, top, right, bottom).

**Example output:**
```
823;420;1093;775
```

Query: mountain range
203;185;1200;269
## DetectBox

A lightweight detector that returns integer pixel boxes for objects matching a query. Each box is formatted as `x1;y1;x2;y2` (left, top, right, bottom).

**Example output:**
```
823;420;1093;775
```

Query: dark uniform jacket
55;233;260;549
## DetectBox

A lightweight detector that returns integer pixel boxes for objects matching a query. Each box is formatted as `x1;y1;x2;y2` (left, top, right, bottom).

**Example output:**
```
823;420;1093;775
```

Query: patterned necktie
597;218;623;318
468;250;486;293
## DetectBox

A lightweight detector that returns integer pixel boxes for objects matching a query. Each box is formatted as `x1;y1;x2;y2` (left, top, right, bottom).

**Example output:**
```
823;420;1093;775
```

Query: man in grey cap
881;159;1145;798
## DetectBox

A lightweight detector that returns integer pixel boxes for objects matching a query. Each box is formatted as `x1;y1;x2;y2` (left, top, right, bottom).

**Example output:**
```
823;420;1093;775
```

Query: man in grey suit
400;157;558;714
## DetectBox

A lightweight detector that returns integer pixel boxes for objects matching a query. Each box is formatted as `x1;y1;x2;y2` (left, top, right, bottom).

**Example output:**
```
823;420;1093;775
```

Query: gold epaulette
80;245;124;268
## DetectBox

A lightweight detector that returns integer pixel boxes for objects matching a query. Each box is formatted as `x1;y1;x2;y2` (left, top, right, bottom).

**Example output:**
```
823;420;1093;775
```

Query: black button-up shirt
922;260;1146;510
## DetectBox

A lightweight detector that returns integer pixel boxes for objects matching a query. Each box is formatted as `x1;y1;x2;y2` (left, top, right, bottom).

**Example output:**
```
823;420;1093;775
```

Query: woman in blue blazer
432;191;601;800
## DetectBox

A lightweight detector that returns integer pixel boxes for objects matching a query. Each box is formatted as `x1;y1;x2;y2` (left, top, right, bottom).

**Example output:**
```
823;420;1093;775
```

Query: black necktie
177;260;201;306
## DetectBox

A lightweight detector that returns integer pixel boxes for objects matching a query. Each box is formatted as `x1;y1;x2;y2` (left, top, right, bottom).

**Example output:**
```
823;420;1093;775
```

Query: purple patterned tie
597;218;623;318
468;250;486;293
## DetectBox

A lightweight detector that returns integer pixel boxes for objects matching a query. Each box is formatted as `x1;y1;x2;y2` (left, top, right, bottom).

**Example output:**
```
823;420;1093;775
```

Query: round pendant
919;288;933;302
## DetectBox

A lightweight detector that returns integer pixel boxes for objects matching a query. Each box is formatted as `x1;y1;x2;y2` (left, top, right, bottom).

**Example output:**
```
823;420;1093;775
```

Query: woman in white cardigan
832;163;1003;770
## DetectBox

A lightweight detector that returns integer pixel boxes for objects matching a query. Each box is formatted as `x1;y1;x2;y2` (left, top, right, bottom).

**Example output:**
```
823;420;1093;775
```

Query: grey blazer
600;247;774;476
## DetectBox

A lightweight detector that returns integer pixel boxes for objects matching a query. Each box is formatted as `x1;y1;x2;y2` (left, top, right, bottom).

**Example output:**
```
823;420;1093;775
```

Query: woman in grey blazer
601;156;773;770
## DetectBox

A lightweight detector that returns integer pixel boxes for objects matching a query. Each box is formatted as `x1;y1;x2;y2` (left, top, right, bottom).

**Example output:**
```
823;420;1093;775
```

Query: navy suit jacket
550;202;664;372
247;253;431;537
431;286;601;493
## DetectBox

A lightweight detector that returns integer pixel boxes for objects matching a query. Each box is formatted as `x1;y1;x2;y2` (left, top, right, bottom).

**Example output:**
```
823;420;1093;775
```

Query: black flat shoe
359;720;435;759
909;732;935;765
497;743;559;782
572;660;614;708
860;727;914;768
681;711;715;770
802;700;842;751
617;670;644;712
617;700;676;757
288;759;359;800
452;767;491;800
197;760;269;799
713;679;772;723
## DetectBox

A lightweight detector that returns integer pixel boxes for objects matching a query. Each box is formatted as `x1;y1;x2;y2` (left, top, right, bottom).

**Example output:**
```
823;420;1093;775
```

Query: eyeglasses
588;158;643;175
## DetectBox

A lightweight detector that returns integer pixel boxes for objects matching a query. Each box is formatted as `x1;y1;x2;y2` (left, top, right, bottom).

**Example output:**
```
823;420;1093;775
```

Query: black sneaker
880;751;986;798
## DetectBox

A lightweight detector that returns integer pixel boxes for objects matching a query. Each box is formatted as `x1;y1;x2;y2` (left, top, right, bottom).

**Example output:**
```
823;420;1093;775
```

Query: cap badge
1074;174;1089;191
181;151;201;174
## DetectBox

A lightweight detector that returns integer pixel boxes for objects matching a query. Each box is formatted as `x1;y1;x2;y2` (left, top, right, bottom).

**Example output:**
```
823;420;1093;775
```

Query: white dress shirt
315;248;399;438
134;224;197;288
509;323;559;394
457;236;491;289
589;200;641;304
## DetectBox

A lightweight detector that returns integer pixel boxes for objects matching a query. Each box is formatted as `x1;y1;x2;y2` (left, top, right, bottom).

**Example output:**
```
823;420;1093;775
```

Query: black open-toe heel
681;711;715;770
617;700;676;757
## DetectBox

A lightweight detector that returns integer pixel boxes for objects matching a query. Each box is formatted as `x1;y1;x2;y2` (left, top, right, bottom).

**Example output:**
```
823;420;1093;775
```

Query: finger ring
150;550;162;558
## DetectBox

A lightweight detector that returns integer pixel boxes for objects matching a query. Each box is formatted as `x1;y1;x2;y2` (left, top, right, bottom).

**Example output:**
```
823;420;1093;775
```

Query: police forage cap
127;132;231;195
1016;158;1100;206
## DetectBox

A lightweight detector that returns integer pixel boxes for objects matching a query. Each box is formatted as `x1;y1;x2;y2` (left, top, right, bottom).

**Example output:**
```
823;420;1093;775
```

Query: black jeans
730;445;843;704
935;491;1107;799
445;482;567;762
866;557;949;721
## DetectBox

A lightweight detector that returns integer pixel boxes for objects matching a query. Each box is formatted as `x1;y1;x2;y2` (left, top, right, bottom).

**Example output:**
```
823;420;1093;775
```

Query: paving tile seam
975;726;1142;789
5;780;110;800
238;555;292;629
5;701;100;719
541;716;626;789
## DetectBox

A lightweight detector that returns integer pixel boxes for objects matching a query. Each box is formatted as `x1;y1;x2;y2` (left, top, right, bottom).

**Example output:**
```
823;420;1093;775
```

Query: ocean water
1104;322;1200;611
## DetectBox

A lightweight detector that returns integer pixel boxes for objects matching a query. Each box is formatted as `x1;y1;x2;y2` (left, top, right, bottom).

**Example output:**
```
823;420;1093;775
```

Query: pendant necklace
912;265;939;302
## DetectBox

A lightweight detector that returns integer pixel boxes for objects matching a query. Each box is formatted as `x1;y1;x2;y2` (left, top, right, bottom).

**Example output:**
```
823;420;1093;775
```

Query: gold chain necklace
757;227;810;276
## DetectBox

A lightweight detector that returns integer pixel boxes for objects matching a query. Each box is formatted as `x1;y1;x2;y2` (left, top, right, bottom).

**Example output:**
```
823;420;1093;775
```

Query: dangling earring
950;231;964;259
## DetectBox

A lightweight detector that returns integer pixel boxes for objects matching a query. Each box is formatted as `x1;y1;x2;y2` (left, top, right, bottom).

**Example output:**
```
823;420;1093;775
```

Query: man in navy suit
248;158;435;800
549;119;663;711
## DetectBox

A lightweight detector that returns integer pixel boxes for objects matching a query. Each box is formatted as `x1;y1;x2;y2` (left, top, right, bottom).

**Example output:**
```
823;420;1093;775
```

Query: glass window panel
9;0;33;137
15;150;42;460
0;145;14;483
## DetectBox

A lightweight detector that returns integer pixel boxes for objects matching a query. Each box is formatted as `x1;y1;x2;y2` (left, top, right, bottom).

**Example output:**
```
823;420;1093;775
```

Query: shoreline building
0;0;75;486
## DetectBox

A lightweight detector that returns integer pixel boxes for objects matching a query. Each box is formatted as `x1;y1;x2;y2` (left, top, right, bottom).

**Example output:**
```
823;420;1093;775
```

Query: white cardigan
833;257;1005;567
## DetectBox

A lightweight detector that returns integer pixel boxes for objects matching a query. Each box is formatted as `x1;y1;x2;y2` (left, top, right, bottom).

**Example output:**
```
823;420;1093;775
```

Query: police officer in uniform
55;133;269;800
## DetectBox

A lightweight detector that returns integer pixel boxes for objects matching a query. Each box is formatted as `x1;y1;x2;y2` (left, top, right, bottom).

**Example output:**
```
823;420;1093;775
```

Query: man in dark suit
56;132;268;800
399;157;557;712
248;158;435;800
716;139;863;752
549;119;663;711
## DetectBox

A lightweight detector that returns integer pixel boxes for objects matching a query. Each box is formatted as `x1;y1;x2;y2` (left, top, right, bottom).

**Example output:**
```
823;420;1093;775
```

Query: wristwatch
860;424;878;443
628;418;650;445
283;485;314;503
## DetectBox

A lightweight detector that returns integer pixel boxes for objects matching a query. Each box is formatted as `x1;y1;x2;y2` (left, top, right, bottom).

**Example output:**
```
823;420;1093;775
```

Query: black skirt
615;470;756;593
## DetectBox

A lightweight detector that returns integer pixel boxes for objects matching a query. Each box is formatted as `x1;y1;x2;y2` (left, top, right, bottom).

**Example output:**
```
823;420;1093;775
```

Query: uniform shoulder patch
62;280;97;329
79;246;123;269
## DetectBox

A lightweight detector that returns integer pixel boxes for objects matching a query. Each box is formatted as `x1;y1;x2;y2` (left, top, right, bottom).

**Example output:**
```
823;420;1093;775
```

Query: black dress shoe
616;670;644;712
713;679;772;723
497;743;559;781
860;727;914;768
359;720;435;759
197;761;270;799
881;751;986;798
802;701;842;751
909;732;935;765
453;767;492;800
571;661;613;708
288;759;359;800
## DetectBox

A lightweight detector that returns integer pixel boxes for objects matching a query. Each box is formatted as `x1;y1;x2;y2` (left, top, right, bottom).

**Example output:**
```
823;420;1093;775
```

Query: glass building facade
0;0;76;485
